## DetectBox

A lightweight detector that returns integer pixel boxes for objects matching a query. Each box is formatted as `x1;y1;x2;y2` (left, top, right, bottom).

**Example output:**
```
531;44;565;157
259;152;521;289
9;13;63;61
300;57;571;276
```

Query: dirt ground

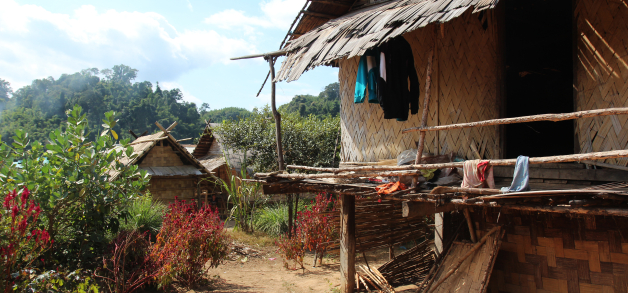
201;230;420;293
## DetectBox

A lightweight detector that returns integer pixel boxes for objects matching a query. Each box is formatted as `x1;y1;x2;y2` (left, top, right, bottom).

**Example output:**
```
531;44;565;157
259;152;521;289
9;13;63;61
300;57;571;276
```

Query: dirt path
207;246;342;293
203;238;420;293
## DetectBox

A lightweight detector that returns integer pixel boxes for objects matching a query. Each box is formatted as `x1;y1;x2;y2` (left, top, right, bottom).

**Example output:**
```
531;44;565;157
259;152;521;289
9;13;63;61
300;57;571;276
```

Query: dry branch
402;107;628;134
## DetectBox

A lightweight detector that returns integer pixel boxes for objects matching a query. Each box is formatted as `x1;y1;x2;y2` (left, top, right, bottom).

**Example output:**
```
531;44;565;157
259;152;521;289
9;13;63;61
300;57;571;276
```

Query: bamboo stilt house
233;0;628;292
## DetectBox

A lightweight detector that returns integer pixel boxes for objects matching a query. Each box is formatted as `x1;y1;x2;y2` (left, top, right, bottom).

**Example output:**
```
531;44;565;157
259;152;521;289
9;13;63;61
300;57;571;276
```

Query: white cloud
0;0;256;87
186;0;193;12
204;0;304;31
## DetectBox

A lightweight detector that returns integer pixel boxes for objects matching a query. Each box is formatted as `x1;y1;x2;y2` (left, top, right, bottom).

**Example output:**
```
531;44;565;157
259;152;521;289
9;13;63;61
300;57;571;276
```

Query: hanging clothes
501;156;530;193
354;49;380;103
461;160;496;189
377;36;420;121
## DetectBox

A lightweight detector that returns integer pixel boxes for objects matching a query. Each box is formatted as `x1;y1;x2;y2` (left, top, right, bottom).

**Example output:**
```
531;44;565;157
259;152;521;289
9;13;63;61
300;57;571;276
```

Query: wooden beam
340;194;356;293
402;201;456;218
413;49;434;188
402;107;628;134
430;186;501;195
276;149;628;177
267;56;285;171
129;136;167;145
301;10;338;19
230;50;287;61
463;209;477;243
176;138;192;142
166;121;178;131
493;165;628;182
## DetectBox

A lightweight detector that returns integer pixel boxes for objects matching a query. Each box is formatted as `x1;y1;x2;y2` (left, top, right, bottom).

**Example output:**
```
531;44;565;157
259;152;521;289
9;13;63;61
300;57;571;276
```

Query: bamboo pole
426;226;501;293
402;107;628;134
276;149;628;177
430;186;501;195
266;56;285;171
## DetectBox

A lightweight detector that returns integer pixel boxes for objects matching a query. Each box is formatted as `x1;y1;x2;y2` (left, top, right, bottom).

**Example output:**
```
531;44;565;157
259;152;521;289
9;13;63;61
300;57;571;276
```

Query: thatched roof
111;127;210;180
192;123;248;174
276;0;499;82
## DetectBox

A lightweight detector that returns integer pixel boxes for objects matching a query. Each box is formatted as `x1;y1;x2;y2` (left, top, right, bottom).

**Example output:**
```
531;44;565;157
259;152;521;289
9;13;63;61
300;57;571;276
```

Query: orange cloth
375;181;408;195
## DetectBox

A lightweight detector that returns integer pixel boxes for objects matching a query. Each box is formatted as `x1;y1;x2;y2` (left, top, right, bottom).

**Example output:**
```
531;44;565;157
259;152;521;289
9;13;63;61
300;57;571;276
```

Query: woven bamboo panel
139;144;185;167
467;209;628;292
575;0;628;167
147;177;197;203
339;9;501;163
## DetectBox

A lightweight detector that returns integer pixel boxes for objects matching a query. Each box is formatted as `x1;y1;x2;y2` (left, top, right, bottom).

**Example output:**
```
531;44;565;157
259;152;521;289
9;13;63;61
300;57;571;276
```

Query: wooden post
340;194;356;293
415;49;434;166
463;209;477;243
288;194;293;238
266;56;285;171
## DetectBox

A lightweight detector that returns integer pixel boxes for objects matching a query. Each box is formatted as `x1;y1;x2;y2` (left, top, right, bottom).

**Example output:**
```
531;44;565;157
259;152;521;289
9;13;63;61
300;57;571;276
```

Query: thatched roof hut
116;123;211;203
239;0;628;292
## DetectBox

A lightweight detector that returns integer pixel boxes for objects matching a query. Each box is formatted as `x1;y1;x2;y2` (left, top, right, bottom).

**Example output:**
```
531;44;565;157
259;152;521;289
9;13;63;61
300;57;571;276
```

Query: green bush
120;195;167;237
254;204;290;236
253;200;308;237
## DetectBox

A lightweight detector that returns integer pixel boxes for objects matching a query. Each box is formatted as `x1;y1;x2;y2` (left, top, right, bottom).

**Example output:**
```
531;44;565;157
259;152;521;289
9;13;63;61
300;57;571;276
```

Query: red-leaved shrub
149;199;229;288
96;230;157;293
277;193;336;270
0;188;51;293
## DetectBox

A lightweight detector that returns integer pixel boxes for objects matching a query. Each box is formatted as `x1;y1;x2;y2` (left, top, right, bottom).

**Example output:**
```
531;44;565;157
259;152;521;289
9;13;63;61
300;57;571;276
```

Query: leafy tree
0;78;11;104
202;107;251;123
0;105;150;267
279;82;340;117
0;65;204;145
213;106;340;173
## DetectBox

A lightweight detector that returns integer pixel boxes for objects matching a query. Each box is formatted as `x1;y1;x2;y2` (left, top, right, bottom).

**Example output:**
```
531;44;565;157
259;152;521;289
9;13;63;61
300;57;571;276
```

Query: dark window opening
504;0;574;158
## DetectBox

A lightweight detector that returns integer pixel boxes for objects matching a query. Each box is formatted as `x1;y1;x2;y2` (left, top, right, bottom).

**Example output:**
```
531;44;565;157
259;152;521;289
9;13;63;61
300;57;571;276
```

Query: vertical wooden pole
463;208;478;243
288;194;293;238
414;49;435;165
267;56;285;171
340;194;356;293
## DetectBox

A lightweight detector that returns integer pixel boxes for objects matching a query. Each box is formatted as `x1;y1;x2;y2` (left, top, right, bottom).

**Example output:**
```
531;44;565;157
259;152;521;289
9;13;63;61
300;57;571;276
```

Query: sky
0;0;339;110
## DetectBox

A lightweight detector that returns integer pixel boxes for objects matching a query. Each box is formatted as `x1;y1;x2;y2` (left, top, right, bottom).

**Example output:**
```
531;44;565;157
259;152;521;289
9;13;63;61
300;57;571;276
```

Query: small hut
236;0;628;292
117;122;212;203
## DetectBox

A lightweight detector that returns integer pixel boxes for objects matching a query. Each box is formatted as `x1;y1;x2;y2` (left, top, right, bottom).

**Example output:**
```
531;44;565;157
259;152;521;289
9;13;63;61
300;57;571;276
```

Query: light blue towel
501;155;530;193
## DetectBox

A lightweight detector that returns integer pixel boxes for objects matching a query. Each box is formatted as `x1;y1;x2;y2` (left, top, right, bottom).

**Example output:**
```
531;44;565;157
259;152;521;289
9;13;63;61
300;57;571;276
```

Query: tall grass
253;201;309;237
254;204;290;236
212;151;265;233
121;195;168;237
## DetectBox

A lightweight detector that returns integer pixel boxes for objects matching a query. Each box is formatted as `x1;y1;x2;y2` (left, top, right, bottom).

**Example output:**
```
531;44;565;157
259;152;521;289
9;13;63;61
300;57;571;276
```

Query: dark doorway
504;0;574;158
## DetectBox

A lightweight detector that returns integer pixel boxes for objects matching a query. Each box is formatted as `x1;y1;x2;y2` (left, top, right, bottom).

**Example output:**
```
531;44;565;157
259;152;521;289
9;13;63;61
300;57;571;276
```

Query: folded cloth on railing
376;181;408;195
461;160;495;189
501;156;530;193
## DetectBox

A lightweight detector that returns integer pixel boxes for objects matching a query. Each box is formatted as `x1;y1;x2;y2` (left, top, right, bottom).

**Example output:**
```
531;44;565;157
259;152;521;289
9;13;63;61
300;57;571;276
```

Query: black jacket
377;37;420;121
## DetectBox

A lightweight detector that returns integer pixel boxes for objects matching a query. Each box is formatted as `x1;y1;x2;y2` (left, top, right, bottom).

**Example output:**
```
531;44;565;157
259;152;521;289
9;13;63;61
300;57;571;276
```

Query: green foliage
120;195;168;238
0;65;204;145
19;269;100;293
214;106;340;173
253;201;307;237
212;155;265;232
279;82;340;117
0;105;150;268
202;107;252;123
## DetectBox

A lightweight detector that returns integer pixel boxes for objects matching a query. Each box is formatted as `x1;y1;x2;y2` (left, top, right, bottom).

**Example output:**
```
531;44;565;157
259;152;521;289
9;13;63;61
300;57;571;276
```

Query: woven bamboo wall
467;209;628;292
147;177;197;202
575;0;628;167
139;144;185;167
339;9;501;163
